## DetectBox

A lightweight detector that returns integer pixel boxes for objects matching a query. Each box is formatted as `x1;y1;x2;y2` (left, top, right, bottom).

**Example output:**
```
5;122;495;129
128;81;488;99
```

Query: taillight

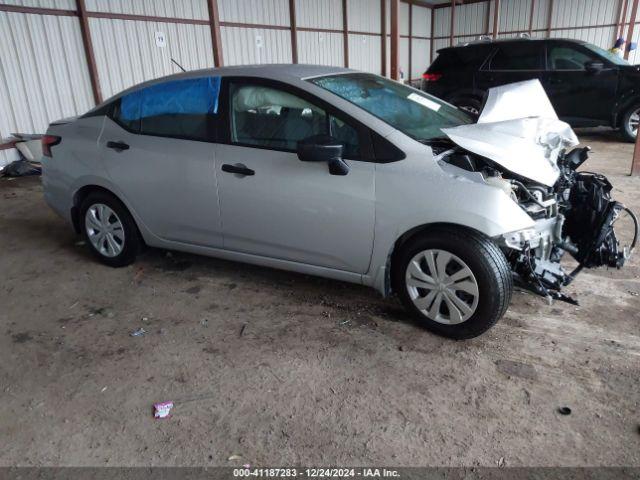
422;72;443;81
42;135;61;157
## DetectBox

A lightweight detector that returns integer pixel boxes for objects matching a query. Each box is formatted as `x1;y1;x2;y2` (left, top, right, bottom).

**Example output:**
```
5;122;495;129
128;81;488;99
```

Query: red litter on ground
153;401;174;419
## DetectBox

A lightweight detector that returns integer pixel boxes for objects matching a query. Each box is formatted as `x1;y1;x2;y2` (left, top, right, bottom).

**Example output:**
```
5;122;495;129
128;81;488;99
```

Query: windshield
584;43;630;66
309;73;472;141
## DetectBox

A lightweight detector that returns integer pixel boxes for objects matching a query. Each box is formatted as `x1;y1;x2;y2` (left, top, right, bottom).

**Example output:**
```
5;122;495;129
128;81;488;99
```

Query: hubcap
85;203;125;258
629;109;640;137
405;249;479;325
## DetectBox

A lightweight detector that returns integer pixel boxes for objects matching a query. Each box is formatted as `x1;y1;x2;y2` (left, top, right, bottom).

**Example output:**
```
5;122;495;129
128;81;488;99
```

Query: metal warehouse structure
2;0;640;167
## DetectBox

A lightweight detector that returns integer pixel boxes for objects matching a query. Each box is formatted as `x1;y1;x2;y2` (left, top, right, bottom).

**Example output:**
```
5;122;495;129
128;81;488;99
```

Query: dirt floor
0;128;639;467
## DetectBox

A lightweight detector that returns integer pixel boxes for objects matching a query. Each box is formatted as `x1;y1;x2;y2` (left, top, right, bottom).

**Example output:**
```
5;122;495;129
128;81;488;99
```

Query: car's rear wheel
392;227;512;339
79;191;140;267
621;103;640;142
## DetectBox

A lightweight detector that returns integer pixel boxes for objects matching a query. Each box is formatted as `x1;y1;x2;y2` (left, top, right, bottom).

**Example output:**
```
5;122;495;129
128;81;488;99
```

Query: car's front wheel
621;103;640;142
393;227;512;339
79;191;141;267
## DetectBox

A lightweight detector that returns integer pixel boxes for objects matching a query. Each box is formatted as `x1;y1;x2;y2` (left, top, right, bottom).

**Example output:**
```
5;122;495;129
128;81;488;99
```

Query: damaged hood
441;80;579;186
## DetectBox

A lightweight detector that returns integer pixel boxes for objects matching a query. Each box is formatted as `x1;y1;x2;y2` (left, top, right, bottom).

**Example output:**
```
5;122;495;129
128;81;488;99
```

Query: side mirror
585;60;604;74
297;135;349;176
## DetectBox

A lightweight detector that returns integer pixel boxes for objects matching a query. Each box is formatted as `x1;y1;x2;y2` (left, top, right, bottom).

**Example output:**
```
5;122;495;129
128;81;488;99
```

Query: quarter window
113;76;222;142
229;83;360;158
488;44;543;70
548;46;596;70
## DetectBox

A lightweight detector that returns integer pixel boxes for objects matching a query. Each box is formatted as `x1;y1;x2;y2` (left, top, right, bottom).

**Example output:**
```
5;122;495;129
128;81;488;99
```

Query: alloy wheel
85;203;125;258
628;108;640;137
405;249;480;325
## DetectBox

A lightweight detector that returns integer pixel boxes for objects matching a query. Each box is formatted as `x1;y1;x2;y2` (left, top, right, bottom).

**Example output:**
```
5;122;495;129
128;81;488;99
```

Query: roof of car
86;64;359;113
440;37;587;52
147;64;355;85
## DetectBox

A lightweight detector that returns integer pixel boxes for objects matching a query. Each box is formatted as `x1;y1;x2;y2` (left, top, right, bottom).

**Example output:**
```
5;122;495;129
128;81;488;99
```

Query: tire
392;227;512;339
620;102;640;143
453;97;482;119
79;191;140;267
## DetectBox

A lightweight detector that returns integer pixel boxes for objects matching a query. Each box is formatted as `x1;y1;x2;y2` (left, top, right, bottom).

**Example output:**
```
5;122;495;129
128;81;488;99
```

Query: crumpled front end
500;147;638;304
435;80;638;304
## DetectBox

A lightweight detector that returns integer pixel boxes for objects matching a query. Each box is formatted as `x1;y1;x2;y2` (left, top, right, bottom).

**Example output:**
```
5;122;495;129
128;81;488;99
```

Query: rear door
99;76;224;247
476;42;545;92
543;42;618;124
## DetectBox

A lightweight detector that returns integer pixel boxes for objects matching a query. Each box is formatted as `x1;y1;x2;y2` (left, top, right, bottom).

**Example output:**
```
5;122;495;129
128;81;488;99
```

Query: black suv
422;38;640;141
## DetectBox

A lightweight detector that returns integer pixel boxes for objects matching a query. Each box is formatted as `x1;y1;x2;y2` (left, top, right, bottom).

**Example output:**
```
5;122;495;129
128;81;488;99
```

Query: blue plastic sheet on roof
121;76;221;121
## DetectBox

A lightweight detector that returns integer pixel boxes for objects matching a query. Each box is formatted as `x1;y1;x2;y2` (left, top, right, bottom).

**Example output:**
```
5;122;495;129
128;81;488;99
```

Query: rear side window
113;76;221;142
488;43;543;70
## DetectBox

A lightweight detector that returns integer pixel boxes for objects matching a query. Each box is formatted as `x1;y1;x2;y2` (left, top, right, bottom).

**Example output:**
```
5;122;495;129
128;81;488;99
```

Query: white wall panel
1;0;75;9
411;38;430;79
348;0;381;33
85;0;209;20
400;1;409;36
221;27;292;65
0;11;94;167
400;36;409;79
433;37;449;56
298;31;343;66
296;0;342;30
499;0;531;33
433;6;450;38
552;0;618;28
412;5;431;38
530;0;551;31
456;1;488;36
348;34;381;74
90;18;213;99
219;0;290;26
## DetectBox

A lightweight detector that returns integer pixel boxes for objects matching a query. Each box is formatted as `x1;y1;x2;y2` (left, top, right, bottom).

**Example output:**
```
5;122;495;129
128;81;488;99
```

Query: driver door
214;79;376;274
543;43;618;124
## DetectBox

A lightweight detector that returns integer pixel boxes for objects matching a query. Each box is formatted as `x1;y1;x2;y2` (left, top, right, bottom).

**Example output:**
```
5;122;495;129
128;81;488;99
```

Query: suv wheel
454;97;482;118
621;103;640;142
80;192;140;267
393;227;512;339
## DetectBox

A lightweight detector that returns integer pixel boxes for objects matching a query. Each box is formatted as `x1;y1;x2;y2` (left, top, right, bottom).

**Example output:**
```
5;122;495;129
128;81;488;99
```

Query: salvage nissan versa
41;65;638;339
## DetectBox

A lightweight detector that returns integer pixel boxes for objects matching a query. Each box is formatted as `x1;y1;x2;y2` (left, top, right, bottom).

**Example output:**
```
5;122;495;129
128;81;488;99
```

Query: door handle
106;141;129;151
222;163;255;176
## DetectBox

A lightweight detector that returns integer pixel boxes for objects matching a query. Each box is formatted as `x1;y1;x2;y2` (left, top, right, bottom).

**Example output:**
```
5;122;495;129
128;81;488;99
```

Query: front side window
548;46;598;70
113;76;221;142
229;83;360;157
489;43;543;70
309;73;471;142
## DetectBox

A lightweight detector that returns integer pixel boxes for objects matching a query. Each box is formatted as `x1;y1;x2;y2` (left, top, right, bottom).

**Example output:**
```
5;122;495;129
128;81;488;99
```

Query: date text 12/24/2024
233;468;400;478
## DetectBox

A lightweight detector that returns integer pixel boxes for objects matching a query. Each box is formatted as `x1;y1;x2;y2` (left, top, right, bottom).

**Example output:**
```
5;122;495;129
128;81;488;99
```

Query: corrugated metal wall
431;0;631;62
85;0;209;20
3;0;640;167
90;18;214;99
0;10;94;166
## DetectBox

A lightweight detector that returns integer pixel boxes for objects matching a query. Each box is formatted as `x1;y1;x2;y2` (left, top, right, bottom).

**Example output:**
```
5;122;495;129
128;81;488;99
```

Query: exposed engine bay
434;80;639;304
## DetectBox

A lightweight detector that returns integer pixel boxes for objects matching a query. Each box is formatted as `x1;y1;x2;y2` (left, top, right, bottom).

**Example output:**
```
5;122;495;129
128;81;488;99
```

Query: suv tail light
42;135;61;157
422;73;442;82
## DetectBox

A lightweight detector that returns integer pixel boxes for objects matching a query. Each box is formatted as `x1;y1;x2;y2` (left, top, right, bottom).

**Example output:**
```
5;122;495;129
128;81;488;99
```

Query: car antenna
171;58;186;72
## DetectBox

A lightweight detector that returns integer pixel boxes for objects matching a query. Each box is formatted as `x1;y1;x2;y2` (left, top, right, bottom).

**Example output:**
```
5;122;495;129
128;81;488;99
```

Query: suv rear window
488;43;543;70
430;46;489;71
